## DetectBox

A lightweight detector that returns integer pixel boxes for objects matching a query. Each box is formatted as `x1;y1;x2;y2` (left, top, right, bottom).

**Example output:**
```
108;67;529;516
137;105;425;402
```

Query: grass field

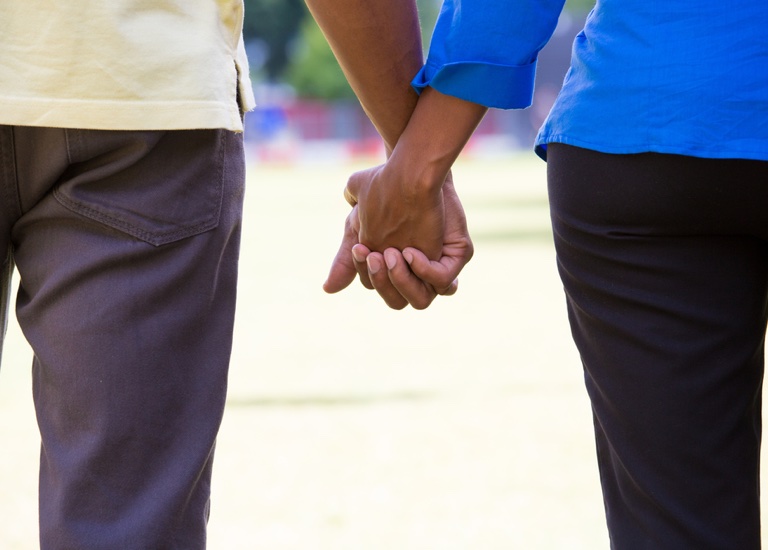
0;153;609;548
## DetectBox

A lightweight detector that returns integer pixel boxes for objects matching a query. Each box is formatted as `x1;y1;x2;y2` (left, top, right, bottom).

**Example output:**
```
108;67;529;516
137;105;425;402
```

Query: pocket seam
55;129;226;247
53;186;221;246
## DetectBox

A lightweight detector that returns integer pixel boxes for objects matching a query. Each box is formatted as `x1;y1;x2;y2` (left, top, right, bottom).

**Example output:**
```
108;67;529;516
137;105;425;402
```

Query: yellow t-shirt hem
0;97;246;132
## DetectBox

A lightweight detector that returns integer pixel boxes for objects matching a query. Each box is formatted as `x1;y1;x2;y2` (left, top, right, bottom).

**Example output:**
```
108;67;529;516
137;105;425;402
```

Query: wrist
386;87;487;196
385;143;448;201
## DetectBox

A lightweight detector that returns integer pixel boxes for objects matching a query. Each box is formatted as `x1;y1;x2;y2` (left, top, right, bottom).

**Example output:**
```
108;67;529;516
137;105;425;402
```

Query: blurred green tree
243;0;307;80
284;16;356;100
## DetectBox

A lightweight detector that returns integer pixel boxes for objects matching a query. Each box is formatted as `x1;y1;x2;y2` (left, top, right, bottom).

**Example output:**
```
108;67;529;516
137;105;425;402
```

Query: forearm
304;0;423;150
385;87;488;197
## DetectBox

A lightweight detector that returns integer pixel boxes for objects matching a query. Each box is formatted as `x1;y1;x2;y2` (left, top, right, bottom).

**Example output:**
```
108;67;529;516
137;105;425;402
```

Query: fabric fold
412;59;537;110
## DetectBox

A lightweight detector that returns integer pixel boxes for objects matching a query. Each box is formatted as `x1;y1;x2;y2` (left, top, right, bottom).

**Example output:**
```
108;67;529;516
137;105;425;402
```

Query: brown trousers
0;126;245;549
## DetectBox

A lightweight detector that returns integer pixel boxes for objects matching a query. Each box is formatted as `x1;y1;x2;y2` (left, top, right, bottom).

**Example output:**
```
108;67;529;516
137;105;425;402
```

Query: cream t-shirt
0;0;256;131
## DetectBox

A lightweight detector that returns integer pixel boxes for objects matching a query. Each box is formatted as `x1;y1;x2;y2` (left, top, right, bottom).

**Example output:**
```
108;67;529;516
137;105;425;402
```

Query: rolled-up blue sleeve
412;0;566;109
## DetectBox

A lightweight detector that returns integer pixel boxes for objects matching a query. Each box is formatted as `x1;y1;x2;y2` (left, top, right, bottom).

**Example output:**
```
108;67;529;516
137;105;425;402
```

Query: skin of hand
348;160;444;261
349;87;486;308
323;87;486;309
323;170;474;309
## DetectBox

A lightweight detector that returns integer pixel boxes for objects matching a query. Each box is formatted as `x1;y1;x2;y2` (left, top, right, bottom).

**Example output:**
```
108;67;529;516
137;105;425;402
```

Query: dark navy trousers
547;143;768;549
0;126;245;549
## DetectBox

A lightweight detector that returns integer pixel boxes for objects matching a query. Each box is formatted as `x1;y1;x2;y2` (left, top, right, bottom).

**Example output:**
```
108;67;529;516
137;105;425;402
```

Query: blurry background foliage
242;0;596;100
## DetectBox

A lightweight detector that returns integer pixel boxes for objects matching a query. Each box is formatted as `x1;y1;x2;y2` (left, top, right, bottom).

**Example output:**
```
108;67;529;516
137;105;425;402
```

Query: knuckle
433;274;455;290
411;297;433;310
410;291;437;310
383;292;407;310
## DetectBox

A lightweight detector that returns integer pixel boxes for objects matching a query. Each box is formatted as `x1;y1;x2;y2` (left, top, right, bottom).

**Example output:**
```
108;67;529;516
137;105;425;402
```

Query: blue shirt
412;0;768;161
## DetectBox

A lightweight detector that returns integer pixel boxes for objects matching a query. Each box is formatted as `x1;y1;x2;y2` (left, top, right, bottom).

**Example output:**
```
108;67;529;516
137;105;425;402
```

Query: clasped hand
323;162;473;309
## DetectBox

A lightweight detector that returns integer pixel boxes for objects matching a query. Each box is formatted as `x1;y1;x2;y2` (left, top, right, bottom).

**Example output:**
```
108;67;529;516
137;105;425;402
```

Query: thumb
323;213;360;294
323;243;357;294
344;164;383;207
343;170;366;207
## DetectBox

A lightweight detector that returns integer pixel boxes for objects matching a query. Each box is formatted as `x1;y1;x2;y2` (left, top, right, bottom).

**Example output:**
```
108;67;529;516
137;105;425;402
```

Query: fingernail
352;247;365;263
367;255;381;275
403;250;414;264
384;250;397;270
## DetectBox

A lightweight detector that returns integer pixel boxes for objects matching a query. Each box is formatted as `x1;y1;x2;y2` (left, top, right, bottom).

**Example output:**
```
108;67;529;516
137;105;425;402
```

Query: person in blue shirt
308;0;768;547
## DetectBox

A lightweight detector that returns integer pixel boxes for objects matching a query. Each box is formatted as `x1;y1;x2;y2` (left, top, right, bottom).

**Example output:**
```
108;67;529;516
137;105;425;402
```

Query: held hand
346;162;445;261
323;160;445;307
323;171;473;310
363;174;473;309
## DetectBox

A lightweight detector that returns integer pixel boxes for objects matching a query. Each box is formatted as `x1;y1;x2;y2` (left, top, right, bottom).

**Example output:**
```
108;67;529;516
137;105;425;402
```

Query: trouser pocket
55;128;228;246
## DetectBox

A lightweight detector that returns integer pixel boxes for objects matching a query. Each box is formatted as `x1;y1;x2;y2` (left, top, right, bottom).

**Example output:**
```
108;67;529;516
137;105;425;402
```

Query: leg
11;127;245;549
0;125;23;364
0;245;14;360
547;144;768;549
